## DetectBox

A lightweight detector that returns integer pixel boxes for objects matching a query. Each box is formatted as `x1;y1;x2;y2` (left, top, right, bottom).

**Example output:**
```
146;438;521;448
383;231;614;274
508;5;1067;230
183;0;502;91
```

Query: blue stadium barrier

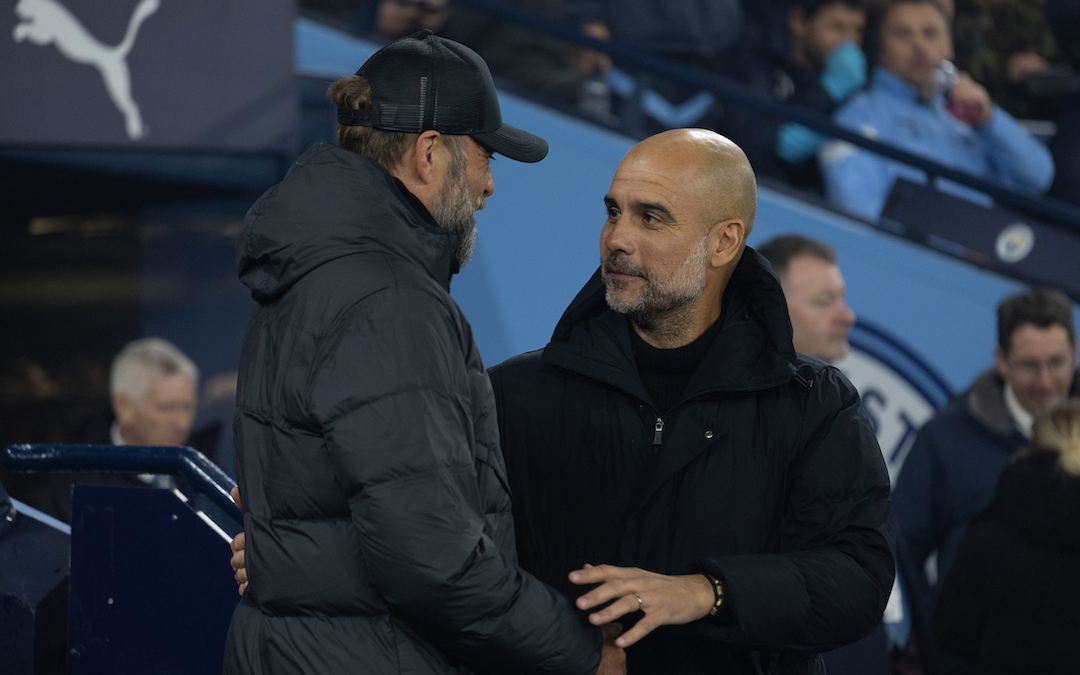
1;443;243;675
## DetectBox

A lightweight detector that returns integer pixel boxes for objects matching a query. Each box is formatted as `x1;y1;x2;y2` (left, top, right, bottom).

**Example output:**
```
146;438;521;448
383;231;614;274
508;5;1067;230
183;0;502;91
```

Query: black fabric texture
934;453;1080;674
488;249;895;674
224;142;600;675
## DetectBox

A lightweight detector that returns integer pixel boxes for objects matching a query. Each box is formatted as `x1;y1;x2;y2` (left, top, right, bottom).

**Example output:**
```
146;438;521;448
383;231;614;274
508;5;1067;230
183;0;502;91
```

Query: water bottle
933;60;981;125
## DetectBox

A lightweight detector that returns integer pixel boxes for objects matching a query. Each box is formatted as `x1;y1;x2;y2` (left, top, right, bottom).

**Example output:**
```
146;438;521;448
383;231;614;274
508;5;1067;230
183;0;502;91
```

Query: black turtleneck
629;312;726;416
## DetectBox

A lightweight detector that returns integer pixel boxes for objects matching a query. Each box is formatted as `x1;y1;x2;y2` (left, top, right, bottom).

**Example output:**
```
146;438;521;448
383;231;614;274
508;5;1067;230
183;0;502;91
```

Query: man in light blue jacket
820;0;1054;221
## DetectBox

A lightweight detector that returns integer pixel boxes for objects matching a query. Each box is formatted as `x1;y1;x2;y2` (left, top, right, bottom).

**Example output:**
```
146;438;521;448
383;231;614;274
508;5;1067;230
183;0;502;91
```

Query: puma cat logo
13;0;161;140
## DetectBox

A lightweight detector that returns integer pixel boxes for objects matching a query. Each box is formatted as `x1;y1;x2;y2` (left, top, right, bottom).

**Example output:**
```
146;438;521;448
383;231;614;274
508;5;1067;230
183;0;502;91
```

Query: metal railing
2;443;242;524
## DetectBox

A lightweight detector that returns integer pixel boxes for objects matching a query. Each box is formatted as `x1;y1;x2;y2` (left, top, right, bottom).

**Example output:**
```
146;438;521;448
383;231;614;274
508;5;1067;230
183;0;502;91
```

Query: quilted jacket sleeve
307;286;601;675
698;366;895;651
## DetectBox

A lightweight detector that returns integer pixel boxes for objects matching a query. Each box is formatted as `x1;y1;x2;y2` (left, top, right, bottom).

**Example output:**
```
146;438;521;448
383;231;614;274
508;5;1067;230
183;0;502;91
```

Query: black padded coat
487;251;895;674
223;143;600;674
934;452;1080;674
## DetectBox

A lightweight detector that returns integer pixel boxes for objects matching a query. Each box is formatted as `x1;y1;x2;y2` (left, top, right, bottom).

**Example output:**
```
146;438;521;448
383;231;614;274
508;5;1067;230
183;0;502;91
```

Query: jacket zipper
647;373;808;449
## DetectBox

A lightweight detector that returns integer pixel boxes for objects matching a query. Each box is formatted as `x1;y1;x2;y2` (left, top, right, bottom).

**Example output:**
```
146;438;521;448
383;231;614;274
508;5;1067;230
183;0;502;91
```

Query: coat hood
993;453;1080;553
542;247;799;397
236;143;457;303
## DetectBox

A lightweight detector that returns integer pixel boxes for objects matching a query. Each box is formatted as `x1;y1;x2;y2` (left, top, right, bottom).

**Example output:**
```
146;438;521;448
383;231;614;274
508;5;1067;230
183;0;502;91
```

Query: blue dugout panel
67;485;237;675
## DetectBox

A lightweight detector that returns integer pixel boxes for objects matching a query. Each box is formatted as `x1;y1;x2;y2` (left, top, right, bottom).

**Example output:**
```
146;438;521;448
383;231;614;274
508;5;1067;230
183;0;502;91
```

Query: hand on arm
597;624;627;675
570;564;716;648
229;485;247;596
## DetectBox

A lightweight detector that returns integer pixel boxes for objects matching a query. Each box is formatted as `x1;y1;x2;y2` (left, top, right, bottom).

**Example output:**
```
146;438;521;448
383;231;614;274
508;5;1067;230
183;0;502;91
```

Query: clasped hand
227;486;713;656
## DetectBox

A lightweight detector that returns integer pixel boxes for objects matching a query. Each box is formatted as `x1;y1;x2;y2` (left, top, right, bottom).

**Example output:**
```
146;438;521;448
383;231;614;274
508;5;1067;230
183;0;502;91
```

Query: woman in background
934;398;1080;674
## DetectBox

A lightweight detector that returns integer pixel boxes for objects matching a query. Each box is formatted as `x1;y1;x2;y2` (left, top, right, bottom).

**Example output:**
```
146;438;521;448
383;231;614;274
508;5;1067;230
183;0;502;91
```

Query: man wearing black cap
223;30;616;675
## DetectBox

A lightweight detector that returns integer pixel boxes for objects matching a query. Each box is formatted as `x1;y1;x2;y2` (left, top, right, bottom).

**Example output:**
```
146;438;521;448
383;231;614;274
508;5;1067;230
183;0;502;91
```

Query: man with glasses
892;287;1079;673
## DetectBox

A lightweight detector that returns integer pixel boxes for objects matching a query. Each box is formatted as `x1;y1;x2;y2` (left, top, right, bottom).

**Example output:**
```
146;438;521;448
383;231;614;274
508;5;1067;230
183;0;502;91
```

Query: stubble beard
602;233;711;336
430;139;485;269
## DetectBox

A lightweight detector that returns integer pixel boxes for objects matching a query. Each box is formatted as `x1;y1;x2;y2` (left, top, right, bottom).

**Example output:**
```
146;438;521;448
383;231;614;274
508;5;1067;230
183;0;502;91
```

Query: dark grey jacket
488;251;895;674
223;143;600;674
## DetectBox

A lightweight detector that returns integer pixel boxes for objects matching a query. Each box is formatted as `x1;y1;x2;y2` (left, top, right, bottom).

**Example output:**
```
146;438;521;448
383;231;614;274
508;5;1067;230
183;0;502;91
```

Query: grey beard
603;233;710;335
430;140;484;268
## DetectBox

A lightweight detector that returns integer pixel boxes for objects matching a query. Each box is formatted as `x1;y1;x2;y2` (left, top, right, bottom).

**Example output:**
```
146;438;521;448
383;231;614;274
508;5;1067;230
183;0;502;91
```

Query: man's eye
607;208;620;219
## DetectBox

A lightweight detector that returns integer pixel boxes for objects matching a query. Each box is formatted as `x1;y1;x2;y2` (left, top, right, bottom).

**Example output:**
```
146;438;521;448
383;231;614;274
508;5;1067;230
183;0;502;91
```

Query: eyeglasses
1006;354;1075;379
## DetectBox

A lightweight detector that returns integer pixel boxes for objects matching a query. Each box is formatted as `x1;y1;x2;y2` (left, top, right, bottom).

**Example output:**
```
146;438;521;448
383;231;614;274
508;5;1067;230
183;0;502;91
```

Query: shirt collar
872;66;945;106
110;420;127;446
1003;383;1035;439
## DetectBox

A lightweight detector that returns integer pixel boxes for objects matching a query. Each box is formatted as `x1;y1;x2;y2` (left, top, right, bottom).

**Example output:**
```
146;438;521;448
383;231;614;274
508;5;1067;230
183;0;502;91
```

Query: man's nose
601;216;632;255
840;302;856;326
1034;366;1055;389
483;167;494;198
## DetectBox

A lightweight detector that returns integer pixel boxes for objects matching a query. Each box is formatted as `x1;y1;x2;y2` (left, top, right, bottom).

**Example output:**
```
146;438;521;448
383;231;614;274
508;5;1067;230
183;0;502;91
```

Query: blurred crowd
304;0;1080;213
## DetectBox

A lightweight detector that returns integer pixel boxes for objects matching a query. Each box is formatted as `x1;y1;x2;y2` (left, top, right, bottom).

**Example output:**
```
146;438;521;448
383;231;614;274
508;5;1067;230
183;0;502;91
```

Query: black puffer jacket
223;143;600;674
488;251;895;675
934;452;1080;674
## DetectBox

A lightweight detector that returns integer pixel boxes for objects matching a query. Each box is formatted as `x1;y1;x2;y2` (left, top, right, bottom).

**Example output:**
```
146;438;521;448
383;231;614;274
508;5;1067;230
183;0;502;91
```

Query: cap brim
472;123;549;163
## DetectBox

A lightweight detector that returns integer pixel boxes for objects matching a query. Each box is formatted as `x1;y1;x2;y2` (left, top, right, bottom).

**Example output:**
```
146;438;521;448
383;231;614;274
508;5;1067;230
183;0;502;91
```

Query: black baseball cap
337;30;548;163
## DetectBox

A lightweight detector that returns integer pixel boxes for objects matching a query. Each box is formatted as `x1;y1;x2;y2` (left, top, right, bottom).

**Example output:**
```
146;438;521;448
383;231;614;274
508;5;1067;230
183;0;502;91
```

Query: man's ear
113;395;133;426
994;345;1008;380
413;130;443;186
709;219;745;269
788;6;807;41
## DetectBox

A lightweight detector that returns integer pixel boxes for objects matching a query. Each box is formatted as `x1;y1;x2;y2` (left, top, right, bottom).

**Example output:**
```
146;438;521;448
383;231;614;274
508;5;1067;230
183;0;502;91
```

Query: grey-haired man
223;30;618;675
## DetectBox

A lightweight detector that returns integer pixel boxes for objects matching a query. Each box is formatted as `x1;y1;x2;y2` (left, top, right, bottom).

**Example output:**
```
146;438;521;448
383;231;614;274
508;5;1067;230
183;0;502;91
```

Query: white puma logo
13;0;161;140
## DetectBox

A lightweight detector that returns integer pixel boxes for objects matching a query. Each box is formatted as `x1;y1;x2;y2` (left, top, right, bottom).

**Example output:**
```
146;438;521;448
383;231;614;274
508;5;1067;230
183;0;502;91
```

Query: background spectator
769;0;869;191
562;0;746;133
0;338;205;522
820;0;1054;221
758;234;857;362
108;338;198;449
952;0;1062;119
439;0;600;112
373;0;449;39
893;287;1080;675
933;398;1080;674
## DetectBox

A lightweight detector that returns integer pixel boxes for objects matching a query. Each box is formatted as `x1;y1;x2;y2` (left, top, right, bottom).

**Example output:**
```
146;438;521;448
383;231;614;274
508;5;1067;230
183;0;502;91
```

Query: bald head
600;129;759;348
622;129;757;239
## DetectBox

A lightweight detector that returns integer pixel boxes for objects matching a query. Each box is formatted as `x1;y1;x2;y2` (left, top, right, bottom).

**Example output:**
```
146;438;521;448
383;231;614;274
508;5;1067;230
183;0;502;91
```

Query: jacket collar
966;370;1017;436
237;143;457;302
541;248;799;404
967;368;1080;436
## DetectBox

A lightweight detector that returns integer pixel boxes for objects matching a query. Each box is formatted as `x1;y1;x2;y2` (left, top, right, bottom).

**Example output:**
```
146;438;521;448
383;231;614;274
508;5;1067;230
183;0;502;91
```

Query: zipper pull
795;373;814;390
653;418;664;446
